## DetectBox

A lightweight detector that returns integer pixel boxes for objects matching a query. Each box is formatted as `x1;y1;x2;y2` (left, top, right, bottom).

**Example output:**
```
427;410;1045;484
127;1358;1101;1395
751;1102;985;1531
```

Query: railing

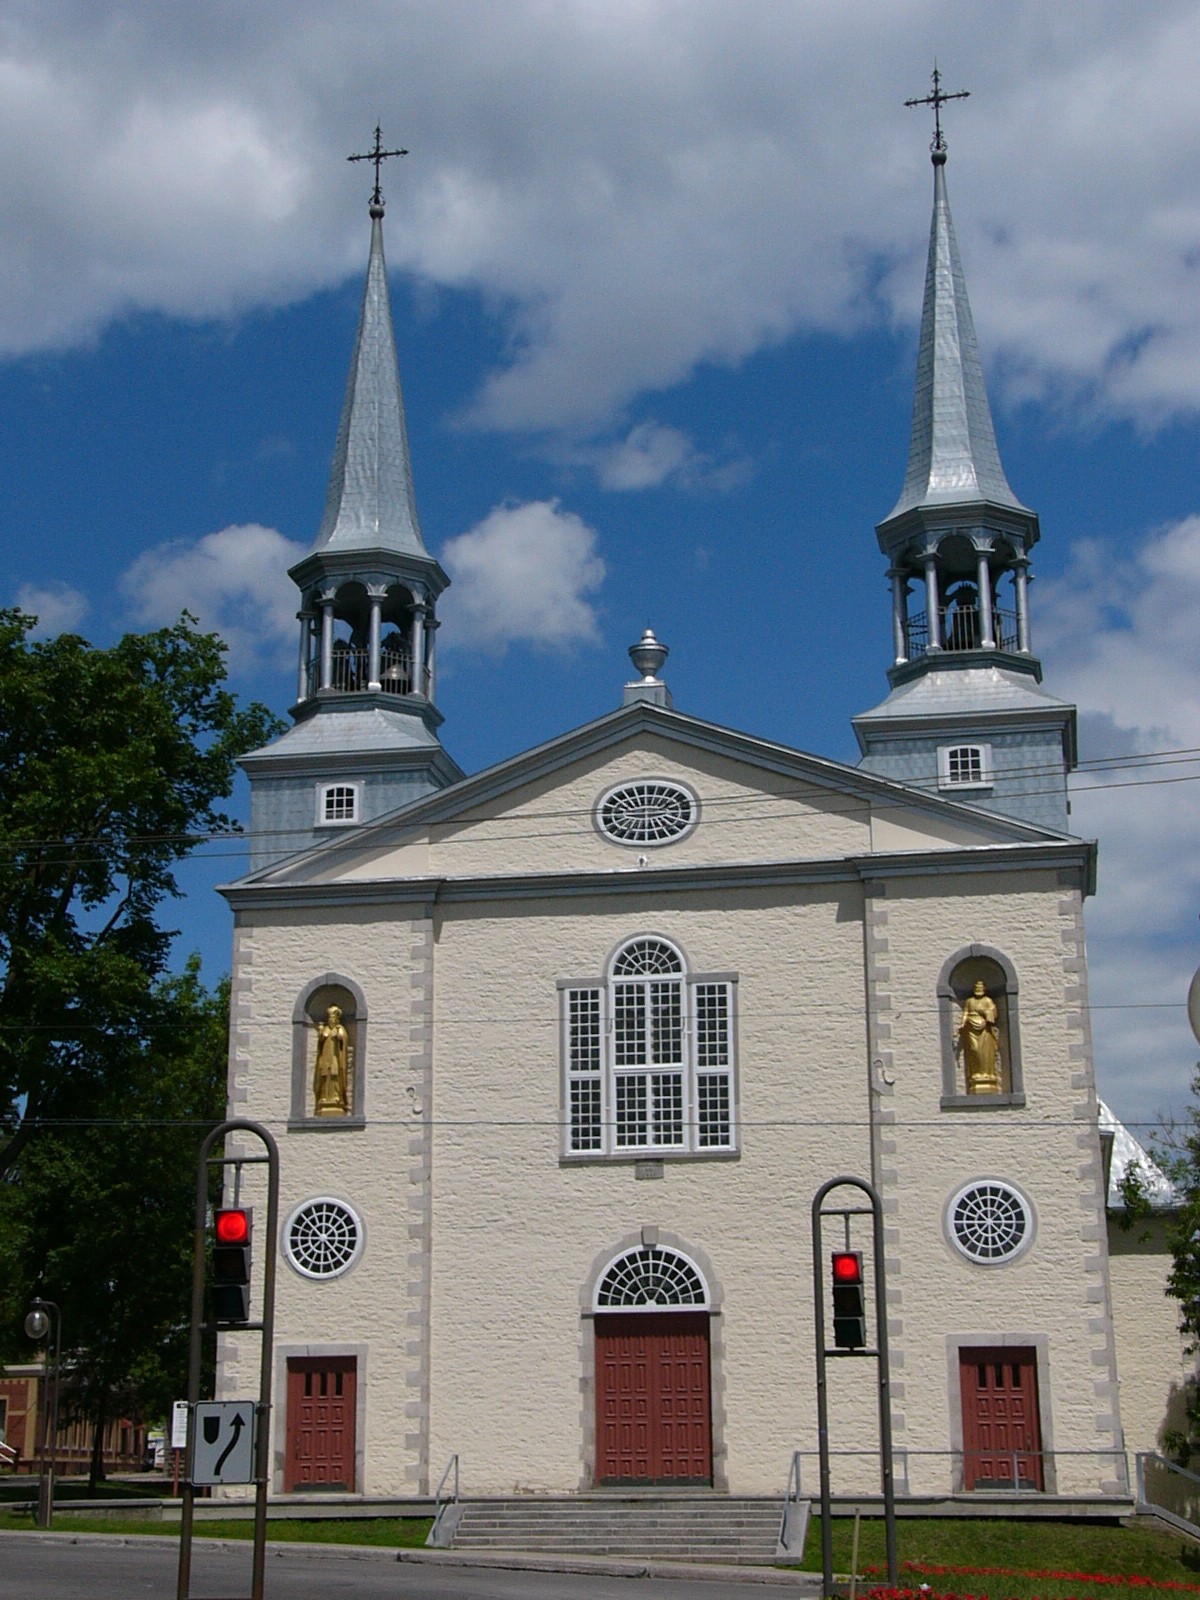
777;1449;811;1561
1136;1452;1200;1539
0;1441;16;1471
782;1447;1129;1498
904;604;1019;659
427;1452;462;1548
325;645;414;695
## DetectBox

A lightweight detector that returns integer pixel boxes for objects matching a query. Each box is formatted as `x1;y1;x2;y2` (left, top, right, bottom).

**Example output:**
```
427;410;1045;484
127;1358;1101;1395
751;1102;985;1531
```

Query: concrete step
445;1496;784;1561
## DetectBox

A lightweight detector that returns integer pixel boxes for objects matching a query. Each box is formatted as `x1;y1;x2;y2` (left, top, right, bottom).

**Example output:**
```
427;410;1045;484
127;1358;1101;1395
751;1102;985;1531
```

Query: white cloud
440;500;605;651
14;580;89;636
119;523;304;670
6;5;1200;438
1037;515;1200;1127
595;424;700;492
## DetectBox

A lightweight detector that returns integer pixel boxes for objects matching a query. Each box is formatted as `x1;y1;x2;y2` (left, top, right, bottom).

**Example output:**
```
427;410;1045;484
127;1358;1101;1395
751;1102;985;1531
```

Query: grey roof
313;208;428;560
243;704;444;763
856;664;1072;724
884;153;1029;522
1099;1100;1178;1211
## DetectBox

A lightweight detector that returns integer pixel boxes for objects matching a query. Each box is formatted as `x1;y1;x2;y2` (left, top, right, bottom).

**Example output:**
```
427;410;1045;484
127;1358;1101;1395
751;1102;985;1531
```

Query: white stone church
216;133;1190;1505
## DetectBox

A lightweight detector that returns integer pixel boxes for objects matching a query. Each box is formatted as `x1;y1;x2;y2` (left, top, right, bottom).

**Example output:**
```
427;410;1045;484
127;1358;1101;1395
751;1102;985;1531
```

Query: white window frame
560;936;737;1159
937;743;993;791
316;781;362;827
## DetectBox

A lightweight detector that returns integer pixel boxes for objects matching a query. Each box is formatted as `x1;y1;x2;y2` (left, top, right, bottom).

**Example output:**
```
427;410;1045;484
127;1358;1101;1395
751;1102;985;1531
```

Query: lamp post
24;1298;61;1529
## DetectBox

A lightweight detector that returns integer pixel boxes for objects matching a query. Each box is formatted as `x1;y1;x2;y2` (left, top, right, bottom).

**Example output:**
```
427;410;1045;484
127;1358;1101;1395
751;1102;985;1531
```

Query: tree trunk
87;1384;108;1495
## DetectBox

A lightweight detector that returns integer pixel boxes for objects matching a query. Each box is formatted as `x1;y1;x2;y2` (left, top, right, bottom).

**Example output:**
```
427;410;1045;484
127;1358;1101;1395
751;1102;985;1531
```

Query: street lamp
23;1298;61;1529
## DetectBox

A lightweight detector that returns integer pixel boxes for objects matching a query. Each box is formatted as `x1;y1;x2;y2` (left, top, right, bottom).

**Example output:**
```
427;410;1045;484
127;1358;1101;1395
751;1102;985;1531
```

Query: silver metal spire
313;200;428;558
884;140;1028;521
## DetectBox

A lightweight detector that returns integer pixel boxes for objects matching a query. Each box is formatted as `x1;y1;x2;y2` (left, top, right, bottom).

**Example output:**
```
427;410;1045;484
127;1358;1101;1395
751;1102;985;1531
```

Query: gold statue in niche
956;980;1001;1095
313;1004;350;1116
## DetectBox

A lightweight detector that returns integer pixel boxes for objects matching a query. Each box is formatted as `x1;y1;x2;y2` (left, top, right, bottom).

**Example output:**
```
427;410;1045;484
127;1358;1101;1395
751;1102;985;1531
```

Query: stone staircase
442;1493;786;1563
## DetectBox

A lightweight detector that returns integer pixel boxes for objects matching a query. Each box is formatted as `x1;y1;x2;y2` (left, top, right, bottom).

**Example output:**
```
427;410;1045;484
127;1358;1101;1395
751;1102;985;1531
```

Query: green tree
0;961;229;1488
0;608;279;1177
0;608;281;1482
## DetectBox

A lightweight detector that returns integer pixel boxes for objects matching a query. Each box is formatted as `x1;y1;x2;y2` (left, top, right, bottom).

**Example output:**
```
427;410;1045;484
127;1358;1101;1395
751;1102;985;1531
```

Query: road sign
171;1400;189;1451
190;1401;255;1486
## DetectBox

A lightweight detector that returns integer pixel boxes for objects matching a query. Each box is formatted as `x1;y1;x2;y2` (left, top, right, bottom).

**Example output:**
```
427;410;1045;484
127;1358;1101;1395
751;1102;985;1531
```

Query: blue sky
6;1;1200;1133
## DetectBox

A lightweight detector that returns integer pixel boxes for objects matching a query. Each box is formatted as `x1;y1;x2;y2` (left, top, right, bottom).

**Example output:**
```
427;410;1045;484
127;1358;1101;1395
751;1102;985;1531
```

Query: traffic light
831;1250;866;1349
212;1207;252;1324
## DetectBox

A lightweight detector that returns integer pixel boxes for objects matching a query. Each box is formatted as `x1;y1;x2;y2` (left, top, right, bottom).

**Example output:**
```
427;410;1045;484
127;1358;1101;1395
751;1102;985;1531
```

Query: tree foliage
0;961;229;1485
0;609;281;1477
0;608;280;1177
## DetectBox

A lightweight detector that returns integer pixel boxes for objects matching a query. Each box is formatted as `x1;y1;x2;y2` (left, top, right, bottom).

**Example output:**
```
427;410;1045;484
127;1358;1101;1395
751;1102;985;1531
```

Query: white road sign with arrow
190;1401;256;1486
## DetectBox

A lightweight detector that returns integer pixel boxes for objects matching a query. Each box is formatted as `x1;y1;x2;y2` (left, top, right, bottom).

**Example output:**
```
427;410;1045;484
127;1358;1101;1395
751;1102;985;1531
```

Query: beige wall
1108;1216;1195;1461
219;736;1123;1499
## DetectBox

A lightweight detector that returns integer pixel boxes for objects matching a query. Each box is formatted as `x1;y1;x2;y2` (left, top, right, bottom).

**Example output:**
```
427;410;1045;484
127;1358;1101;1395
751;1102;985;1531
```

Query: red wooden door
595;1313;711;1484
960;1347;1043;1491
285;1357;356;1491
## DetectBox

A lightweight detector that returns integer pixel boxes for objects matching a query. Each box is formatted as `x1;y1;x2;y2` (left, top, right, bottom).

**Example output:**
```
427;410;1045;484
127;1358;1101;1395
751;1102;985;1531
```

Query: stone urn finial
629;628;668;683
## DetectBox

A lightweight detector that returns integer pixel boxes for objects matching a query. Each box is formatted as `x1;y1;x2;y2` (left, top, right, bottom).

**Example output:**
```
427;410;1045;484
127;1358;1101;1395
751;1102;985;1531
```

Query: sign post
176;1120;279;1600
171;1400;189;1498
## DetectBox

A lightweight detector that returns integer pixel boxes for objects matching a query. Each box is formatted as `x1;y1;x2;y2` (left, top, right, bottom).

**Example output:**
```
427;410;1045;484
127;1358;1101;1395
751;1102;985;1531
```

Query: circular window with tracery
596;781;697;846
596;1246;708;1308
284;1197;363;1280
947;1180;1032;1264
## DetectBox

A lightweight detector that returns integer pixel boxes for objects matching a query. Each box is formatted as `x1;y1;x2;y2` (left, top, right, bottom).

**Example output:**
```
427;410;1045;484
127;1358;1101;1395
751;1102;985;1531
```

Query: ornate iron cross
904;65;969;152
348;125;408;207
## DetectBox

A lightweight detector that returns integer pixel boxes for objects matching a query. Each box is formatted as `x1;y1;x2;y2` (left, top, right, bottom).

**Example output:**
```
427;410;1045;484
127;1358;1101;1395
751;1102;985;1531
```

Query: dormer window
318;782;360;826
938;743;992;791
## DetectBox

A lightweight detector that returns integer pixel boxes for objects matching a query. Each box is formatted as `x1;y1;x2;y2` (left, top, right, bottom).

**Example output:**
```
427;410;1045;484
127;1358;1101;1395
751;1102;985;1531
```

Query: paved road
0;1535;819;1600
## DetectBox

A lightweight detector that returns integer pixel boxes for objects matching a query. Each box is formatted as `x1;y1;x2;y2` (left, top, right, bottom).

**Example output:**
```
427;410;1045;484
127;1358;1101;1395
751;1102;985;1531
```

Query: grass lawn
808;1516;1200;1598
0;1512;433;1547
2;1508;1199;1594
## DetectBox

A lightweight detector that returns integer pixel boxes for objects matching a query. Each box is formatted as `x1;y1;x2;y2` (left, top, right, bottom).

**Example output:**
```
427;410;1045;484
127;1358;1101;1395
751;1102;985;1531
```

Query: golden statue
957;980;1001;1094
313;1004;350;1117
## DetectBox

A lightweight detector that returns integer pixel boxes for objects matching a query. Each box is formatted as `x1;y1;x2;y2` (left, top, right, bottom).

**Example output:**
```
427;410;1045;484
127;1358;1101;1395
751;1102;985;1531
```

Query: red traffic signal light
215;1208;250;1245
212;1208;253;1324
831;1250;866;1349
831;1250;862;1284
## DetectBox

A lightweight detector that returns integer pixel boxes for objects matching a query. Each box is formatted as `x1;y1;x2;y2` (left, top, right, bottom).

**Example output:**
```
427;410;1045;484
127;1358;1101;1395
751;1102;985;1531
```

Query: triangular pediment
224;703;1070;897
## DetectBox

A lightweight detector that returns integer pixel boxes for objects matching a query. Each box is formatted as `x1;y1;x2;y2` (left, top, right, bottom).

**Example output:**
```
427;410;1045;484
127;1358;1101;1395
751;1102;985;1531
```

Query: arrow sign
190;1401;256;1486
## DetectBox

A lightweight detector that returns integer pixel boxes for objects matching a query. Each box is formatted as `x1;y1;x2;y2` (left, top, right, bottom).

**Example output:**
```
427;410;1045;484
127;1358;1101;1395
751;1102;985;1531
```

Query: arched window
290;975;368;1127
937;947;1023;1106
561;937;736;1157
595;1246;709;1309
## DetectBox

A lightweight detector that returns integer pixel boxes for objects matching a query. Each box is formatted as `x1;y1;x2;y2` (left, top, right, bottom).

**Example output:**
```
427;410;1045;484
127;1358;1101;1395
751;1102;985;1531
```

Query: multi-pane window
562;937;735;1156
938;744;991;789
319;783;359;824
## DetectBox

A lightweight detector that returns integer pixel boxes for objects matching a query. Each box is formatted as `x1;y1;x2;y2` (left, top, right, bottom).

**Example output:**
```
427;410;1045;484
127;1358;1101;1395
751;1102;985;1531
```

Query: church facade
216;136;1181;1503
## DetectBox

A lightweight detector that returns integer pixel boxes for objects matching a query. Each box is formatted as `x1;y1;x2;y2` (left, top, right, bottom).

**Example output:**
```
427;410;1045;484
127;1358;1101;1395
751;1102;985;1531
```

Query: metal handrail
1136;1451;1200;1539
777;1449;810;1558
427;1453;461;1548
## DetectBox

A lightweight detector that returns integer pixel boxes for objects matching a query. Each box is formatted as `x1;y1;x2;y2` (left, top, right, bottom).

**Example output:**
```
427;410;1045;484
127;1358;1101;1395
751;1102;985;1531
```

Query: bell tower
853;77;1076;832
241;134;463;870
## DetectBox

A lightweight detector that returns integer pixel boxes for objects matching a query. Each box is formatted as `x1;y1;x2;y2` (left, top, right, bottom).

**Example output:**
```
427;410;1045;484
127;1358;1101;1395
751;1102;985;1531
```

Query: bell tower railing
904;603;1018;660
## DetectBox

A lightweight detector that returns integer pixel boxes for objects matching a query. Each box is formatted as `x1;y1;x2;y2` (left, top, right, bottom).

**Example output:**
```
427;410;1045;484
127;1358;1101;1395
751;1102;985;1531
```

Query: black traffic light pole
177;1119;279;1600
812;1175;897;1594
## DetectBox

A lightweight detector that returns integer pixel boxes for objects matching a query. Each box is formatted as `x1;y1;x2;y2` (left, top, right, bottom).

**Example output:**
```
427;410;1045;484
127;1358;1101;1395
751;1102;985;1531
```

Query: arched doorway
593;1246;712;1485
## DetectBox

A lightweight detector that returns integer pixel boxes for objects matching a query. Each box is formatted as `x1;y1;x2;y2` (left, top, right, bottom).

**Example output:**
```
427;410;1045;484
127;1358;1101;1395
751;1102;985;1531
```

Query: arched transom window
596;1246;709;1309
562;937;736;1157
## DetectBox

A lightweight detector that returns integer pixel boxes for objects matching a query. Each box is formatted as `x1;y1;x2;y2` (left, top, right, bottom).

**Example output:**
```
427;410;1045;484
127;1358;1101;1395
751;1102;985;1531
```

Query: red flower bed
858;1564;1200;1600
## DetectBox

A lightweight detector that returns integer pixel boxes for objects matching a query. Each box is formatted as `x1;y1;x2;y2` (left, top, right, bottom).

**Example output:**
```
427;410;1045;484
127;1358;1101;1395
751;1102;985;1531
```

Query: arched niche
937;945;1025;1109
289;972;368;1129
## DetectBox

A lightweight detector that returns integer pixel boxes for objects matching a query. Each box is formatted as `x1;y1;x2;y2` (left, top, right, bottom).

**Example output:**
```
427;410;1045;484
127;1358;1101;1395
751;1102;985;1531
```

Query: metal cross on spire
904;65;969;153
348;124;408;209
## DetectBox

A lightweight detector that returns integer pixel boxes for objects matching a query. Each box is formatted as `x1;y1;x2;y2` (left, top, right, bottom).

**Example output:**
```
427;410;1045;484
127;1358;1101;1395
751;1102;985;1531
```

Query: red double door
285;1357;356;1492
960;1346;1043;1491
595;1313;712;1484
